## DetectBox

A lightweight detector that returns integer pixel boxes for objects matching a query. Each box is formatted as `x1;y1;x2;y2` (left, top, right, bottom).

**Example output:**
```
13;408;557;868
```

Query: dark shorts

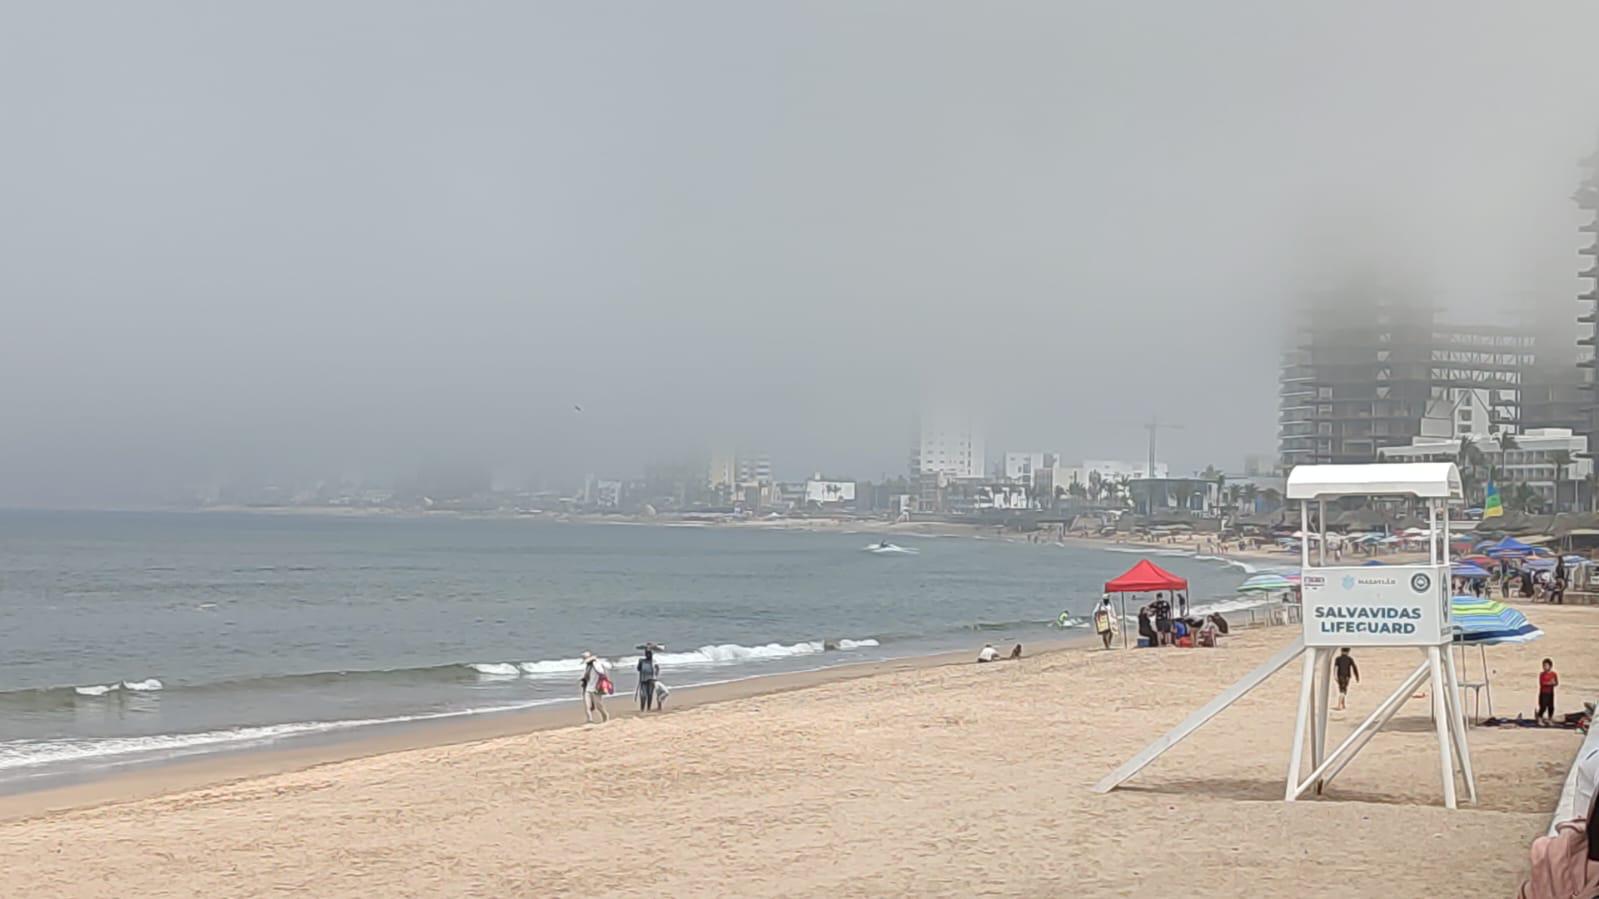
1336;675;1351;693
1538;690;1555;718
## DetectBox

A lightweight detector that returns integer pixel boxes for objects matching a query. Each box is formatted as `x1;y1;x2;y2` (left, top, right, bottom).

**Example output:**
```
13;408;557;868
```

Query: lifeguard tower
1094;462;1477;808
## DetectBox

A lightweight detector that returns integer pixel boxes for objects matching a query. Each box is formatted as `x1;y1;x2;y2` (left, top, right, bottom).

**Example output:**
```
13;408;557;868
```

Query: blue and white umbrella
1451;596;1543;645
1238;573;1294;593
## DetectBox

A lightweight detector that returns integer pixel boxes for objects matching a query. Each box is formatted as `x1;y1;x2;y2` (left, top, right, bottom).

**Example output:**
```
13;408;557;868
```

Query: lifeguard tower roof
1286;462;1462;501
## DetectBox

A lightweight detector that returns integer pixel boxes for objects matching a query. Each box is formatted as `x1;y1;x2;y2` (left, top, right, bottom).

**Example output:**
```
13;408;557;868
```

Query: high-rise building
707;449;738;500
736;451;773;486
911;407;985;479
1003;451;1060;485
1278;291;1531;471
1575;149;1599;454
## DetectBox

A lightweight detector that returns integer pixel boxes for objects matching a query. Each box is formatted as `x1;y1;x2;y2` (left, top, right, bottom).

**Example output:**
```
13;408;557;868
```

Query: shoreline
5;608;1594;895
0;635;1094;822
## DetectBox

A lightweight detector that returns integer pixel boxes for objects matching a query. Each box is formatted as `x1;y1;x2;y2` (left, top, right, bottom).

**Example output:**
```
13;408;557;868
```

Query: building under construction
1278;292;1533;471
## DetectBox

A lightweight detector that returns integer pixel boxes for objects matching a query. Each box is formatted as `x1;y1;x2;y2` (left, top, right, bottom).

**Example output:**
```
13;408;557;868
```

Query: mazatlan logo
1410;573;1431;593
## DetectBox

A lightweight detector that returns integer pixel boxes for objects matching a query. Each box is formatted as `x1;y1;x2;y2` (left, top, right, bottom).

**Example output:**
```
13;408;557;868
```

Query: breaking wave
467;637;883;679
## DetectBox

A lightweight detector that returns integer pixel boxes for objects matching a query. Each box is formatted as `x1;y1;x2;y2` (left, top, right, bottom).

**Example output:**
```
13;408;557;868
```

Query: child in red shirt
1537;658;1559;726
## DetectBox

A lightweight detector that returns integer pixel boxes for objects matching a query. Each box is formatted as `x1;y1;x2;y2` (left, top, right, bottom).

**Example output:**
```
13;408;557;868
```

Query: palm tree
1172;482;1197;512
1260;487;1282;510
1455;436;1487;506
1241;483;1260;512
1550;449;1575;513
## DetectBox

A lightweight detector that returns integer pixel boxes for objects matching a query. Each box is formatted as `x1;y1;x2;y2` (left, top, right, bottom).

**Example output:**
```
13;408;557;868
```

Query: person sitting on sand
1009;643;1022;660
977;643;999;663
1136;606;1158;647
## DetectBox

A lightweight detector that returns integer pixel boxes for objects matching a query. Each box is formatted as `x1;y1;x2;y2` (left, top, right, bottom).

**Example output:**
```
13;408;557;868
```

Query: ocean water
0;510;1252;783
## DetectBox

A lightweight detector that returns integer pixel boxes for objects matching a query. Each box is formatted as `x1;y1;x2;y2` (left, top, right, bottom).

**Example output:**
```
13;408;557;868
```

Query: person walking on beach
636;645;660;712
580;651;611;724
1093;597;1115;649
1333;647;1359;710
1538;658;1559;726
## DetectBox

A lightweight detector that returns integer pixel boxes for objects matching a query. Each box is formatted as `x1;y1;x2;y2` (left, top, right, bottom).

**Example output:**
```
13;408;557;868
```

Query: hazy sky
5;2;1599;505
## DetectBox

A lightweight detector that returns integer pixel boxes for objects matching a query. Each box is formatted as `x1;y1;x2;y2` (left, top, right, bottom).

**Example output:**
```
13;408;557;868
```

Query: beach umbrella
1485;537;1535;558
1360;559;1388;566
1449;596;1542;720
1523;558;1556;571
1450;597;1542;645
1238;573;1293;593
1563;554;1586;564
1451;562;1489;578
1461;554;1492;565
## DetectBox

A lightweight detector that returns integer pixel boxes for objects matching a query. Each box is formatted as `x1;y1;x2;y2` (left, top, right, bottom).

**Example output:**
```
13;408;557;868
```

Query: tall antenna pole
1147;417;1158;477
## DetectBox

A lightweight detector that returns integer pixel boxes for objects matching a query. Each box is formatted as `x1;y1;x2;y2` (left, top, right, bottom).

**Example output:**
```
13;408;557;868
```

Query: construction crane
1144;416;1184;477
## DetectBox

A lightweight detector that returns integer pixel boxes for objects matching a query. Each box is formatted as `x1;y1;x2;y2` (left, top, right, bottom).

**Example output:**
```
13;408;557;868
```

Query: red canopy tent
1104;559;1190;648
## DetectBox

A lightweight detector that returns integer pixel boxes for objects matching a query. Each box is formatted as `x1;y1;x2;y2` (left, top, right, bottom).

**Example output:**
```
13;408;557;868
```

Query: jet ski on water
864;541;919;555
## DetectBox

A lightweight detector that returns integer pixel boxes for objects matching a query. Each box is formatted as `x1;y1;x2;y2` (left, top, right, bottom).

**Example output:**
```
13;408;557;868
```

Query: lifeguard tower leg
1426;645;1457;809
1312;648;1332;794
1093;637;1306;794
1293;659;1431;798
1442;647;1477;803
1286;648;1318;801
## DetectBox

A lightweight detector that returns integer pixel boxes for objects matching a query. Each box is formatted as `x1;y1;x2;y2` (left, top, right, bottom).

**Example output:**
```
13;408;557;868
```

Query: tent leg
1295;659;1432;798
1443;645;1477;803
1313;648;1332;794
1094;637;1306;793
1285;649;1318;802
1427;646;1457;810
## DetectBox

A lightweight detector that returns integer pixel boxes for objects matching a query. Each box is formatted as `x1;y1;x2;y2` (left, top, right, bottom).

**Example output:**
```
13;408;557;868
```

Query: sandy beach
2;604;1592;897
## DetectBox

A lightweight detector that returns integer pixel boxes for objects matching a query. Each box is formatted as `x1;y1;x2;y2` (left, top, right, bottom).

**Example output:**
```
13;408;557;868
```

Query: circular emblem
1410;573;1431;593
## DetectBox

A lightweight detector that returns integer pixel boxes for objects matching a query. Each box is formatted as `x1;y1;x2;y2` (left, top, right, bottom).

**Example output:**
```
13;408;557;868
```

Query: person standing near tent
1538;658;1559;725
1151;593;1172;646
1093;597;1115;649
1333;647;1359;711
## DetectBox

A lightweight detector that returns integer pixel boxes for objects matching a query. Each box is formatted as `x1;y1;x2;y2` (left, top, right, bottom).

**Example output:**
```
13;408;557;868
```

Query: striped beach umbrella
1238;573;1293;593
1450;596;1542;644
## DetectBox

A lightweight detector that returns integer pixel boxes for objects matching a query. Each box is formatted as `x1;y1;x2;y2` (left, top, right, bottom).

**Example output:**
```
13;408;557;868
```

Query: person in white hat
579;651;611;723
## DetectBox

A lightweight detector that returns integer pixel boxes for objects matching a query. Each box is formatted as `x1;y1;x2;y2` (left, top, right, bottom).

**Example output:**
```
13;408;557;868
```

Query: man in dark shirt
1151;594;1172;646
1333;647;1360;710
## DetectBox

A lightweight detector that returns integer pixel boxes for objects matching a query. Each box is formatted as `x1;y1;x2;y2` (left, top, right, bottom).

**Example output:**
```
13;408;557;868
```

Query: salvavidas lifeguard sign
1301;564;1451;646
